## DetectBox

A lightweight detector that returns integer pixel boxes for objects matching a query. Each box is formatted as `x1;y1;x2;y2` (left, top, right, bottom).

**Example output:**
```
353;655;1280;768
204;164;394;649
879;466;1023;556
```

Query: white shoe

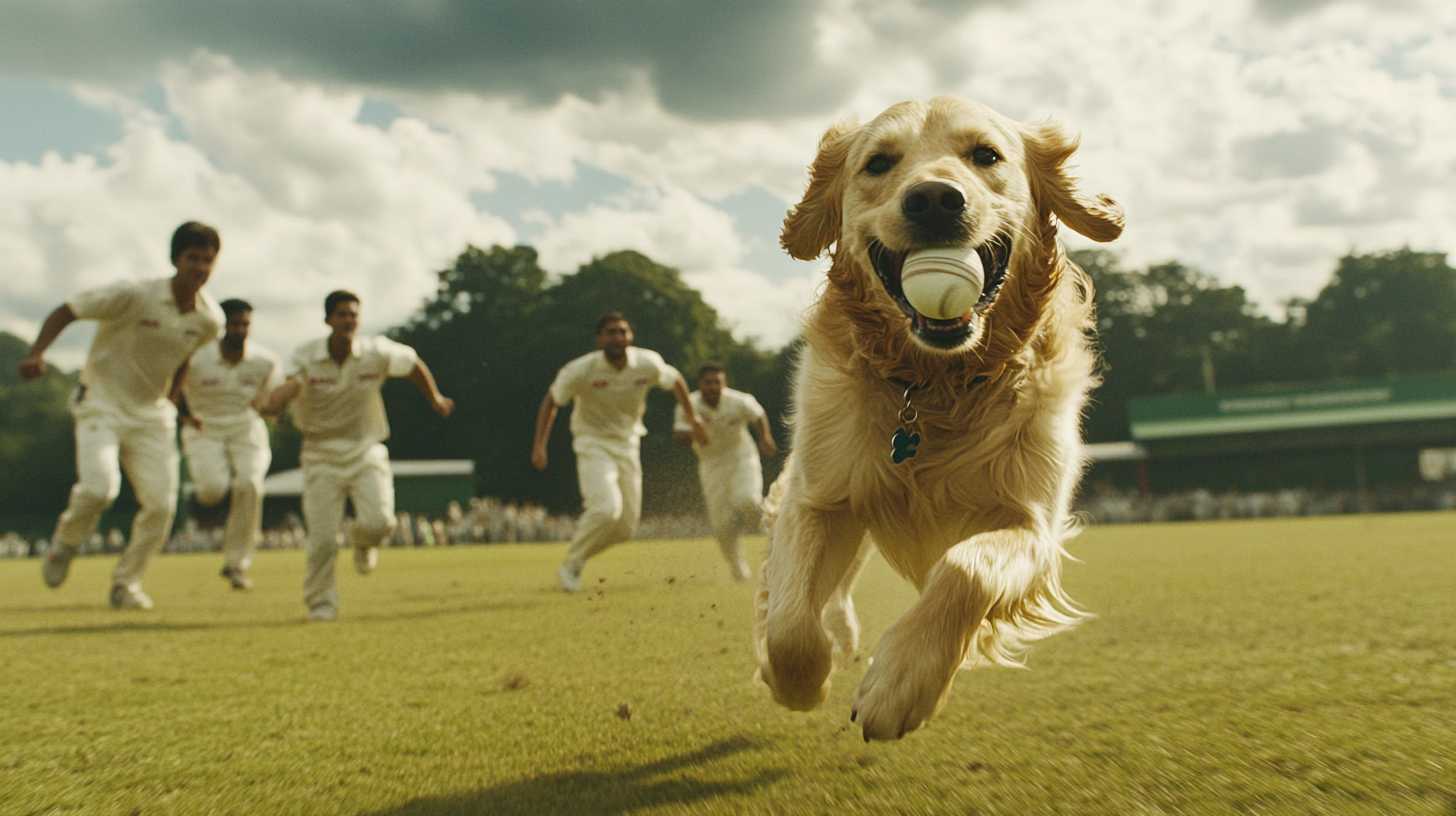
220;565;252;590
43;548;75;588
353;546;377;575
557;563;581;593
731;560;752;582
307;604;338;621
109;584;153;610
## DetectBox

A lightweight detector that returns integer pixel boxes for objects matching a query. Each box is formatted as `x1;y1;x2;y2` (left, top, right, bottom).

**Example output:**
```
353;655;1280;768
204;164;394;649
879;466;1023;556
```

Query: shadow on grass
363;735;787;816
0;599;538;638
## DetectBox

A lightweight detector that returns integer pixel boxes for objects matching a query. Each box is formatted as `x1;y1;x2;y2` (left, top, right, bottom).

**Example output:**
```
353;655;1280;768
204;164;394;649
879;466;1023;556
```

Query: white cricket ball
900;247;985;320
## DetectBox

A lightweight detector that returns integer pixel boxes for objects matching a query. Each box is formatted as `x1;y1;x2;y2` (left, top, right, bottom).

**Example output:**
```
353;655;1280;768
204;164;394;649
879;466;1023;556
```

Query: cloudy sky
2;0;1453;367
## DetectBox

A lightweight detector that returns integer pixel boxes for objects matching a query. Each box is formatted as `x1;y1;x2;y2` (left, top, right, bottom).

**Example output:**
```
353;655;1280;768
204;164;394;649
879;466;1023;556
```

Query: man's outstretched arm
19;304;78;381
531;393;558;471
754;413;779;459
409;359;454;417
254;378;302;417
671;377;710;446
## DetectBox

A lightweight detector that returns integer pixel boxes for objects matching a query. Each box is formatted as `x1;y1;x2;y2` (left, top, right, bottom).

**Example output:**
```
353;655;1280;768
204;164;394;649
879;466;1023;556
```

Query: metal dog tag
891;427;920;463
891;384;921;464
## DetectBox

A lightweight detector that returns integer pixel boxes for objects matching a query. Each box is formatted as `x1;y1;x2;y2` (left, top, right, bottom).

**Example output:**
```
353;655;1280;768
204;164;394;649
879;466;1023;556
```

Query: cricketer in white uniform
179;298;281;590
532;312;707;593
255;290;454;621
19;221;225;610
673;363;778;581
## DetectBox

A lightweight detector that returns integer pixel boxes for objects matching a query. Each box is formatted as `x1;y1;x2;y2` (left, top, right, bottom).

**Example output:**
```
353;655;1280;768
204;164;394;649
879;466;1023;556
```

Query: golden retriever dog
754;95;1123;741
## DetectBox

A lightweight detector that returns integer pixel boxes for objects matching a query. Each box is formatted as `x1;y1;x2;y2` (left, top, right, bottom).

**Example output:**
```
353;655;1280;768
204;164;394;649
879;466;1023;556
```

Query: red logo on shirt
634;378;651;387
359;374;380;382
139;319;161;328
591;380;609;389
200;378;221;387
309;377;336;386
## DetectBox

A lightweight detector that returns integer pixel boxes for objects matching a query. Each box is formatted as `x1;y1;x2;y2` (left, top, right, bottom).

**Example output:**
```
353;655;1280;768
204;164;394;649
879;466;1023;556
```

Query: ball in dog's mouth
868;238;1011;349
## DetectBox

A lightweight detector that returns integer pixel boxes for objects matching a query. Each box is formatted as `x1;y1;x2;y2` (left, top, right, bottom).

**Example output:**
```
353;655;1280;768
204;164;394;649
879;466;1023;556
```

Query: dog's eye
864;154;897;176
970;146;1001;167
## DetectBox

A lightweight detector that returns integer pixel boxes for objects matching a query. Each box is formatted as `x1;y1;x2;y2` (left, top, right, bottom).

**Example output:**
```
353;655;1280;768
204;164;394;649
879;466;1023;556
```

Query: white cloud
4;0;1456;369
531;185;815;346
0;53;516;368
898;0;1456;312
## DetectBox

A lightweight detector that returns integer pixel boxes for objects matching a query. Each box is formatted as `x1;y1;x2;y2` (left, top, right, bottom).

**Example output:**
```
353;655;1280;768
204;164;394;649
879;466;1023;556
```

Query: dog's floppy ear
781;119;858;261
1023;120;1124;243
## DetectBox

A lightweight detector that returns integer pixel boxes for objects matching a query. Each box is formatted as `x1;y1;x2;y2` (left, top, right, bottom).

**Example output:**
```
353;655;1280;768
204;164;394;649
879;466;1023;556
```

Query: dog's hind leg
754;491;867;712
821;535;873;668
851;528;1056;741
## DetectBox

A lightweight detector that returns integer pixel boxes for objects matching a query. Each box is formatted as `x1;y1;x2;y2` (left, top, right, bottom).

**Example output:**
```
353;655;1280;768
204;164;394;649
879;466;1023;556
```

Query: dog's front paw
760;628;835;711
851;622;965;741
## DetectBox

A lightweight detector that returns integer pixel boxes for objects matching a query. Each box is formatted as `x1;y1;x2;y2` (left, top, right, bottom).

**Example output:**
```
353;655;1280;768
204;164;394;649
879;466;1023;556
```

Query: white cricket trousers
182;417;271;571
699;453;762;575
52;403;179;592
563;438;641;571
301;443;396;612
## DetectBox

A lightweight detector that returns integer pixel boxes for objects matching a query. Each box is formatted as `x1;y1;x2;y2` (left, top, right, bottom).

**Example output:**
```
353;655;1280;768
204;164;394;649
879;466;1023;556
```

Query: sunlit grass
2;514;1454;815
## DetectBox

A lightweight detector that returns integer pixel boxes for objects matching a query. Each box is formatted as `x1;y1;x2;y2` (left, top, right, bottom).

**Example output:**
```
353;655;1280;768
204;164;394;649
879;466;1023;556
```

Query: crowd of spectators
5;484;1455;558
0;495;711;559
1075;483;1456;524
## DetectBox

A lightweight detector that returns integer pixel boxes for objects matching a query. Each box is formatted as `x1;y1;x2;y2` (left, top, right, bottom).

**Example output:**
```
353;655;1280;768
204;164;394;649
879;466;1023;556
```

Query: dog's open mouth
868;237;1011;349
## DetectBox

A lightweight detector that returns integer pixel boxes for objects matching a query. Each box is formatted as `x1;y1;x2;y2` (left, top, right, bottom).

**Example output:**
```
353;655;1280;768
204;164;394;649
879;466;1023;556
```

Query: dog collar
885;375;989;464
886;375;989;391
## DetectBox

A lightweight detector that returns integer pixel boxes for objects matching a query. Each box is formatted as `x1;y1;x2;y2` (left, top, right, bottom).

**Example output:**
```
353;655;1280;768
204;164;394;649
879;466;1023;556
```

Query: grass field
3;513;1455;816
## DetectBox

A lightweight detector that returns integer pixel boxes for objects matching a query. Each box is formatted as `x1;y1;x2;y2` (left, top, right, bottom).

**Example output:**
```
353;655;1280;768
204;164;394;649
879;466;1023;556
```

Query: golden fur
754;96;1123;741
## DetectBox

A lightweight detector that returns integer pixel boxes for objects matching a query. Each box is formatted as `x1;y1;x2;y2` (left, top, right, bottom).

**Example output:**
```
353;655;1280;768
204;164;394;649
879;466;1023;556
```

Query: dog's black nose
902;180;966;228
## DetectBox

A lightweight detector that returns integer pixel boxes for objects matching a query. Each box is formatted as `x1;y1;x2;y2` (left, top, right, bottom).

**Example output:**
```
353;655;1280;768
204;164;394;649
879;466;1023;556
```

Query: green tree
1076;251;1283;442
383;245;792;517
1287;248;1456;381
0;332;81;534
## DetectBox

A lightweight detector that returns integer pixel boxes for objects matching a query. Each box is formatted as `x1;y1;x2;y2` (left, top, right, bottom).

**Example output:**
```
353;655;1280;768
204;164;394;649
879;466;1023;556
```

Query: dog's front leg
754;494;867;711
852;528;1044;740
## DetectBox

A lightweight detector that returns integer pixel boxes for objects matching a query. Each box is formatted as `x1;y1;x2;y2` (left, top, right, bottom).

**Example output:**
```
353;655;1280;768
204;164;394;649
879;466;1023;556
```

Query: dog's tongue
916;312;972;331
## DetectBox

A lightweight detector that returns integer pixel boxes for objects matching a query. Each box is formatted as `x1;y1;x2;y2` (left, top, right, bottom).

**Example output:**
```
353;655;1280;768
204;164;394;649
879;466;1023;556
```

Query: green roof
1128;373;1456;441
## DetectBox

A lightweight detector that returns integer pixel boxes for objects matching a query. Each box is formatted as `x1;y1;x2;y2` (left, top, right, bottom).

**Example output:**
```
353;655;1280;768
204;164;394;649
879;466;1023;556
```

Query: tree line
1080;247;1456;443
2;244;1453;529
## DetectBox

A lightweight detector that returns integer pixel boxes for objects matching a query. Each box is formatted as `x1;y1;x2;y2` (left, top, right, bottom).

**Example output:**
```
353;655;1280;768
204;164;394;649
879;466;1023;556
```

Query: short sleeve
548;362;579;406
649;354;682;391
258;350;284;398
672;401;690;432
193;296;225;352
68;280;141;322
196;324;221;353
741;392;767;422
376;336;420;378
287;343;312;382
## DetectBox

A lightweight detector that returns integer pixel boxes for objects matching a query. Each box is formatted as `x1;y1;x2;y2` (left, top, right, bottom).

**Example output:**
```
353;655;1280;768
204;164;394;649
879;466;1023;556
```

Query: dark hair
698;362;726;380
324;290;360;318
220;298;253;319
595;311;632;335
170;221;221;262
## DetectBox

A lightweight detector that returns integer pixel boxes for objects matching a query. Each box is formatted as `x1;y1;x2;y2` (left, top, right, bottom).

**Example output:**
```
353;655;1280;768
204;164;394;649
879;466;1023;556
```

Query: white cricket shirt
68;277;224;420
549;347;681;445
674;387;766;463
286;335;419;463
182;341;282;431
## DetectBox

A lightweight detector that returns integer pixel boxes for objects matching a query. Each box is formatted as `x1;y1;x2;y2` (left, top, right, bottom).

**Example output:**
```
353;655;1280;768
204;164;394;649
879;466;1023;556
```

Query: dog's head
783;96;1123;378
